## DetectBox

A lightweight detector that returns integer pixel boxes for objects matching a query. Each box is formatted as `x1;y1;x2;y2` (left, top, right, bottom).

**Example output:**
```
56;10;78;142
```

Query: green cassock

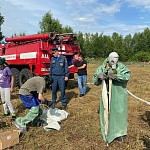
92;58;130;143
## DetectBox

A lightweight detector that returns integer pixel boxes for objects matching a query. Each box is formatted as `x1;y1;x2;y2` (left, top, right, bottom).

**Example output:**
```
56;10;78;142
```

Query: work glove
41;99;53;107
108;69;117;79
97;72;106;80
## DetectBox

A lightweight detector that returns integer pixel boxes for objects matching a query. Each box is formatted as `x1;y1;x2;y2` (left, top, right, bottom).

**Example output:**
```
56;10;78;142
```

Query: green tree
90;32;101;58
131;51;150;62
111;32;125;61
132;32;147;54
142;28;150;52
101;34;113;58
11;32;26;37
39;11;63;33
123;34;134;61
0;12;4;41
77;31;84;54
39;11;74;34
62;25;73;33
83;33;92;57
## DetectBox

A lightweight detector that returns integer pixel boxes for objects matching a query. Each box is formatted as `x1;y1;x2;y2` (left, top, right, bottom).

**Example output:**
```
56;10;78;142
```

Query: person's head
51;47;59;57
44;75;54;89
108;52;119;69
0;57;6;69
78;54;83;62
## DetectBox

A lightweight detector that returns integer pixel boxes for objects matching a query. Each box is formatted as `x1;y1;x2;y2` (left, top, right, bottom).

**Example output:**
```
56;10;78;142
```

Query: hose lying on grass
87;82;150;106
127;90;150;106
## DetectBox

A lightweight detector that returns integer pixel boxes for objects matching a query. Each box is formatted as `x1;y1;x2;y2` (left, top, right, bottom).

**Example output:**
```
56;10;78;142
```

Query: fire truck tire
11;68;20;87
19;68;33;87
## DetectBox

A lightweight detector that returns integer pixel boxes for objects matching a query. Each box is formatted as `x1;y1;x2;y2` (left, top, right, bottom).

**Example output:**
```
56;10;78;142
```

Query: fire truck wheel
19;68;33;87
11;68;20;87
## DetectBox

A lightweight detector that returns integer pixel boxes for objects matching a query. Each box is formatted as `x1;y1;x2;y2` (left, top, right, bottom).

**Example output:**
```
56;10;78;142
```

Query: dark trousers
52;76;67;106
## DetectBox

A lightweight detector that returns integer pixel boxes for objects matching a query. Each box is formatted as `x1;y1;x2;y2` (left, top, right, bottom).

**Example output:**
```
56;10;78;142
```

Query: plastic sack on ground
40;108;69;131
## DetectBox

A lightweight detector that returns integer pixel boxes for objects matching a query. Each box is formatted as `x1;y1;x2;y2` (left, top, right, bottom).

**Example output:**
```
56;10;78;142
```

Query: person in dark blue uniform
50;48;69;110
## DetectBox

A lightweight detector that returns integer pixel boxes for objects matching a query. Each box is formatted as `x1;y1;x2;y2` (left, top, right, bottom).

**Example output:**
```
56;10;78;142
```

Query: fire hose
87;82;150;106
127;90;150;106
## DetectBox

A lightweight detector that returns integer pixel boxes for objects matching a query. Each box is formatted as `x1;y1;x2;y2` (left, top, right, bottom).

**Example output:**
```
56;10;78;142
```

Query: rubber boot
15;106;42;132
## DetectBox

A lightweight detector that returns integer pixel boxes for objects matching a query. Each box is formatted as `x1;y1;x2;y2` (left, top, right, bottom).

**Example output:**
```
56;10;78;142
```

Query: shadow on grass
86;86;91;94
140;111;150;149
0;122;7;128
141;111;150;126
140;136;150;149
66;79;78;89
56;91;78;105
66;91;78;104
15;103;26;114
11;93;20;100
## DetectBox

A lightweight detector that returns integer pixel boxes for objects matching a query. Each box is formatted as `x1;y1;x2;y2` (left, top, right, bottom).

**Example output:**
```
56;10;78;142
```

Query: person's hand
108;69;117;79
97;72;106;80
64;77;68;81
68;65;74;68
10;87;13;93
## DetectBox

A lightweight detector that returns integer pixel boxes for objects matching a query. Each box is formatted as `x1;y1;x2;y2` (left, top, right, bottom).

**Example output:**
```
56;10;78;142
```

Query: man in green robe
92;52;130;143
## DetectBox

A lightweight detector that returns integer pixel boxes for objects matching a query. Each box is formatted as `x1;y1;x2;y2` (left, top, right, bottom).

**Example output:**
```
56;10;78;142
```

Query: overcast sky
1;0;150;38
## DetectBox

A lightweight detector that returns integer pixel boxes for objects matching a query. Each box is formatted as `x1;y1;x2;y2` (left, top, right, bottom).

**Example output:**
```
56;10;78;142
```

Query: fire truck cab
0;32;80;87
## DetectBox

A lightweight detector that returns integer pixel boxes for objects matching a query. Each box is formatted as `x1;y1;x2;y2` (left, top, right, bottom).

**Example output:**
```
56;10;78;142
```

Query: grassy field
0;64;150;150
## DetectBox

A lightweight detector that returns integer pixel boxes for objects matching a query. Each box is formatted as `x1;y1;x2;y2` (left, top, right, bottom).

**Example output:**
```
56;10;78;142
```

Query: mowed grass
0;64;150;150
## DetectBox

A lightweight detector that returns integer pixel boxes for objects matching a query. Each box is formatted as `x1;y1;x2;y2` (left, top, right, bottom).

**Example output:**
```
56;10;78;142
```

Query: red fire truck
0;32;80;87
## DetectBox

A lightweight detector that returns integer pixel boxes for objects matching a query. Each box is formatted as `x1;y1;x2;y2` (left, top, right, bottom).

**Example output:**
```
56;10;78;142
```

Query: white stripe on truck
20;52;37;59
2;54;16;60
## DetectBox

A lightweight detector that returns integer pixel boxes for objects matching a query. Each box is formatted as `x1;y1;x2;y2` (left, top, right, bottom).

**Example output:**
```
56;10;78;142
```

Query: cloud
4;0;48;11
72;13;95;22
66;0;97;7
1;0;46;36
126;0;150;10
65;0;122;34
94;3;121;15
1;0;150;38
123;25;148;35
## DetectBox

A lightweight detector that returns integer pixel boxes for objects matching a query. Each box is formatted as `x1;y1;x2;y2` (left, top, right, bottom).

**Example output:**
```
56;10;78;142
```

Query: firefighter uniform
50;54;69;107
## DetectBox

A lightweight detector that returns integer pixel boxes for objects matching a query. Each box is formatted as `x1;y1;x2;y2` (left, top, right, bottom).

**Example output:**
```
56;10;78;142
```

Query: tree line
0;11;150;62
